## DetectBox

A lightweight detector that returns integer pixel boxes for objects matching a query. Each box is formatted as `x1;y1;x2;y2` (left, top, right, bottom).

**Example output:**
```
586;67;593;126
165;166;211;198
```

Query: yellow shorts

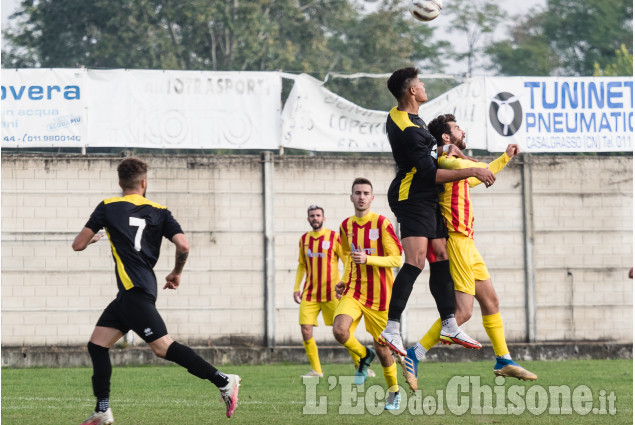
447;233;490;295
334;295;387;341
299;299;338;326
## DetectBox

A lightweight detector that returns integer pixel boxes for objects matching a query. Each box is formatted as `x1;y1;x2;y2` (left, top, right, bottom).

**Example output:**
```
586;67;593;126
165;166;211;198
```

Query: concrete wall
2;154;632;347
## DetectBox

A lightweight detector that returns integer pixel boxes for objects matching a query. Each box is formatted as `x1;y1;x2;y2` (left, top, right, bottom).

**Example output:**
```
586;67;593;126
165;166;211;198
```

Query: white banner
281;74;390;152
418;77;488;150
86;69;281;149
1;68;87;147
483;77;633;152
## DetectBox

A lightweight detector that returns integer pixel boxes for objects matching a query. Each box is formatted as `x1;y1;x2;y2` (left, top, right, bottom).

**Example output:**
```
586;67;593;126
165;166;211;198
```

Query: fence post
262;151;276;348
521;153;537;343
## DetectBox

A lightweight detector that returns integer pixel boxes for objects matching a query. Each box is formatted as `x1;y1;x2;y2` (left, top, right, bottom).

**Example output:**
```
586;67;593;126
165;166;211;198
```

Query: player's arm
466;145;518;187
336;223;353;298
164;233;189;290
72;227;103;251
294;238;306;304
365;222;403;268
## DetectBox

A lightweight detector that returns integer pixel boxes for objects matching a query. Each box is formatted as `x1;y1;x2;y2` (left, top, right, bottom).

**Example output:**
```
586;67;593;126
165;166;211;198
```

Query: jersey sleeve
468;152;511;188
339;221;352;284
294;236;306;292
162;209;184;240
365;220;403;268
84;201;106;233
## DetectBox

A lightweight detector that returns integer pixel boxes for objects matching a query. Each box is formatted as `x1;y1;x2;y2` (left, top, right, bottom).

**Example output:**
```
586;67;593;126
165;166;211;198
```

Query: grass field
2;359;632;424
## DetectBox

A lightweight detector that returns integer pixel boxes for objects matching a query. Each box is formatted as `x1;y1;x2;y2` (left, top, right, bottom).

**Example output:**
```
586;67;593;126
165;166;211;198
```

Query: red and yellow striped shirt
438;152;511;238
294;228;344;302
339;212;403;311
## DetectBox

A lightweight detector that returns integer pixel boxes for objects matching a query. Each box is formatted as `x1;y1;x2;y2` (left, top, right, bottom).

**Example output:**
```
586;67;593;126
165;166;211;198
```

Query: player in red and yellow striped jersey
332;178;404;410
399;115;536;393
294;205;364;378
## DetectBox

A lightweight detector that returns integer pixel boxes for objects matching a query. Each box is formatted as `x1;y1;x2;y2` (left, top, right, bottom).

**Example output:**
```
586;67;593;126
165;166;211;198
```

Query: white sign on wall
1;68;87;147
281;74;390;152
86;69;282;149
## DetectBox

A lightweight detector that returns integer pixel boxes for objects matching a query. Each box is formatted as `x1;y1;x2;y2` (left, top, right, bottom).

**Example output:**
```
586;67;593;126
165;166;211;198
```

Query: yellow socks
383;363;399;393
482;312;509;357
343;335;367;359
303;338;322;374
419;318;442;351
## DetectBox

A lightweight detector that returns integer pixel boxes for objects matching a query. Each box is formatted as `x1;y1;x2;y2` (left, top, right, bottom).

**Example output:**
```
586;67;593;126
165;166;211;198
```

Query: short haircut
427;113;457;147
307;204;324;216
351;177;373;193
118;158;148;190
387;67;419;100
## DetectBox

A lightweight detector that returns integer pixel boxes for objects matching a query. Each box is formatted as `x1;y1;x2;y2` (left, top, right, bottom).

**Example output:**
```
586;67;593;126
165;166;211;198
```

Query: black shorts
391;199;448;239
96;288;168;343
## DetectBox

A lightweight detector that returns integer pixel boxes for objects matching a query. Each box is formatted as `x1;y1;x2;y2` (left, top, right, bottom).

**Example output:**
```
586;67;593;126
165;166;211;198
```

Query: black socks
165;341;229;388
387;263;422;321
87;341;112;405
429;260;456;319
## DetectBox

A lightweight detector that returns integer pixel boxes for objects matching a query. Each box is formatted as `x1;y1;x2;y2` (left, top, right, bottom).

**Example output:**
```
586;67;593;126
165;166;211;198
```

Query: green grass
2;359;632;424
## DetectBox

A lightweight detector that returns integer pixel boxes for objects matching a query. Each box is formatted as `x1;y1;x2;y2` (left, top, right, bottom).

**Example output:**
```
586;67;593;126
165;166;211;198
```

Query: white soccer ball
410;0;443;22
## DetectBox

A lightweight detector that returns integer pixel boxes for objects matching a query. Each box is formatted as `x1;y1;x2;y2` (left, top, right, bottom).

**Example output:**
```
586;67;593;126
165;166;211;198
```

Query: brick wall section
1;154;632;346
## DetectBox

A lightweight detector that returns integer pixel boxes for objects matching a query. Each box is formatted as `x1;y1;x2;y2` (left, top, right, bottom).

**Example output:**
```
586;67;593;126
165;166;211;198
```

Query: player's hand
472;168;496;188
164;272;181;290
351;251;367;264
89;233;104;245
334;281;345;299
505;144;520;159
293;291;302;304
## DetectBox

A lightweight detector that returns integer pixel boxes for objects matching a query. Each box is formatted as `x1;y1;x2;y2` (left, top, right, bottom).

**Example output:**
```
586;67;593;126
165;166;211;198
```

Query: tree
442;0;507;76
486;0;633;76
593;44;634;76
1;0;448;79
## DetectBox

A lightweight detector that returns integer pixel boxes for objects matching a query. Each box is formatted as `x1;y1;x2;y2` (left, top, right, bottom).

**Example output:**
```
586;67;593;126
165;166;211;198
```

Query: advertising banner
281;74;390;152
418;77;488;150
86;69;281;149
1;68;87;148
483;77;633;152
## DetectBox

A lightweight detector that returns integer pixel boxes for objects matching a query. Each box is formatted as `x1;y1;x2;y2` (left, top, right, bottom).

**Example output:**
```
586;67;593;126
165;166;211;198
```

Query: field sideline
2;359;632;424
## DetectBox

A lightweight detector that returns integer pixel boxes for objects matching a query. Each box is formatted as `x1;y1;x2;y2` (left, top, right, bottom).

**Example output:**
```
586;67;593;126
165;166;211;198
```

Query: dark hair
427;113;456;147
387;67;419;100
307;204;324;216
351;177;373;193
117;158;148;190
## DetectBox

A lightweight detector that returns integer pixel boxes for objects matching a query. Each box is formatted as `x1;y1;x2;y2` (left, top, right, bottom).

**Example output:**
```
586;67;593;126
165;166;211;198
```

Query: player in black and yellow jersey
379;67;496;357
73;158;240;424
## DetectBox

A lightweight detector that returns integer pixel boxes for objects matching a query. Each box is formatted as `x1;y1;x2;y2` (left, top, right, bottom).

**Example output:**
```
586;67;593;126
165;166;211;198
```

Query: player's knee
332;324;348;344
300;326;312;340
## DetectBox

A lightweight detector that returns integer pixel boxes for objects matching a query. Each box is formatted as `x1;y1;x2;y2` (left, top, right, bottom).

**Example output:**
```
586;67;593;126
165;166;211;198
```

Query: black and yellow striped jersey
85;194;183;299
386;106;443;206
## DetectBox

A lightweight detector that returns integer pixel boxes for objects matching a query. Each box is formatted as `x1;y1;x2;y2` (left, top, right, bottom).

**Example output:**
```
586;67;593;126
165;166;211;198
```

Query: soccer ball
410;0;443;21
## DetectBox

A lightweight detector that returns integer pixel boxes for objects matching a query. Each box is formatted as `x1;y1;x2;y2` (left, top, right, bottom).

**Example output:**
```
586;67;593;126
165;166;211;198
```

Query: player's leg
299;300;322;377
366;307;399;410
80;325;123;425
123;288;240;417
428;236;481;349
476;278;537;381
380;235;427;356
325;300;368;375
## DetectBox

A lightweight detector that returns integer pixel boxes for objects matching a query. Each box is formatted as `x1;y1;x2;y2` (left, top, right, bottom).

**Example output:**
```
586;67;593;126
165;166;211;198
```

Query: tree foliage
2;0;445;75
442;0;507;76
486;0;633;76
593;44;634;76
